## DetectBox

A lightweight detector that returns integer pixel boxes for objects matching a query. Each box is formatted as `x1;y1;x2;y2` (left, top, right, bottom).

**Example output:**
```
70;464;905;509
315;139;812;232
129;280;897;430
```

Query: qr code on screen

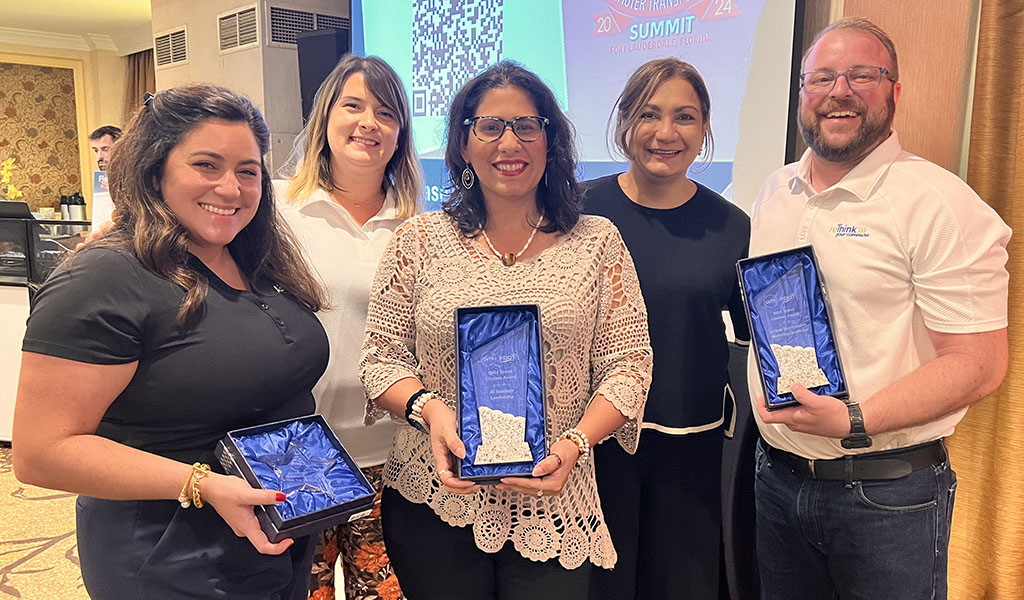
412;0;504;117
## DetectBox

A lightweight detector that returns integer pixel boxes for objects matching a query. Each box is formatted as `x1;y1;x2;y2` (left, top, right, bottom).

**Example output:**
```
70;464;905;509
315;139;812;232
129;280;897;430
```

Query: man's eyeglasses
463;116;549;142
799;66;896;95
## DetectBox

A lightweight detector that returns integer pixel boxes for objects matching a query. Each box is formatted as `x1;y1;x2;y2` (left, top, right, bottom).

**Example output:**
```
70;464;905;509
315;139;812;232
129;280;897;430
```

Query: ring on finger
438;469;452;479
550;451;564;469
537;478;544;497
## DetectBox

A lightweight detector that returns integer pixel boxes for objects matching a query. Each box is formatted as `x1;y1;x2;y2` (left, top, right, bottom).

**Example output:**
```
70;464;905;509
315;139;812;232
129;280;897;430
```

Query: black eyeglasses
463;116;549;142
799;66;896;95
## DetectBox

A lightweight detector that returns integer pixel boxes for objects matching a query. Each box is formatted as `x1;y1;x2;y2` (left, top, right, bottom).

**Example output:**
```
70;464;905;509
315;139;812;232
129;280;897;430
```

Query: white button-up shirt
275;180;405;467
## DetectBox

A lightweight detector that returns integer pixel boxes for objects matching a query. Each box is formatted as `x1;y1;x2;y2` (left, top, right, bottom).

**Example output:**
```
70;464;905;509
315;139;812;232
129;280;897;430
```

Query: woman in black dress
585;58;751;599
13;85;328;600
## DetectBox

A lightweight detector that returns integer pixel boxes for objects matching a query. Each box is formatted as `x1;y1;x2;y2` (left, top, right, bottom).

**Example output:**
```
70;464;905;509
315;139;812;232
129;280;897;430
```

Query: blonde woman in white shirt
275;54;422;600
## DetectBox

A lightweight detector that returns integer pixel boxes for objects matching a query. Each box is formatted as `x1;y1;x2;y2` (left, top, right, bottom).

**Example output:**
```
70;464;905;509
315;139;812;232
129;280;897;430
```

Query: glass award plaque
469;322;534;465
737;246;848;409
253;439;339;501
751;264;830;392
455;305;547;481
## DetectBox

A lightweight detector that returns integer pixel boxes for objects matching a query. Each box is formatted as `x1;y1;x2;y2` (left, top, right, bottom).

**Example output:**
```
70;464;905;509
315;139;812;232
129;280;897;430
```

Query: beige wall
0;43;127;210
797;0;980;177
151;0;350;174
841;0;979;176
150;0;266;108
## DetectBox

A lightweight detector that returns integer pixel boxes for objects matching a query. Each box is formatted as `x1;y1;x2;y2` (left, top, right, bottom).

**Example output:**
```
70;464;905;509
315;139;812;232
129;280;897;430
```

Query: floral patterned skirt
309;465;403;600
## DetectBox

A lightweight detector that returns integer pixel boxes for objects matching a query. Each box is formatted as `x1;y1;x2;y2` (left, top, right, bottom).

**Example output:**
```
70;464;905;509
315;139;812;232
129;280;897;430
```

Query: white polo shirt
274;180;405;468
746;132;1010;459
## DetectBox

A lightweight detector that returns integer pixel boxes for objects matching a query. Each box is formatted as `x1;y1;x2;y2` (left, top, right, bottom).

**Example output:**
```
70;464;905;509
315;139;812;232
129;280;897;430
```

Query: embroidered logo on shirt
829;224;869;238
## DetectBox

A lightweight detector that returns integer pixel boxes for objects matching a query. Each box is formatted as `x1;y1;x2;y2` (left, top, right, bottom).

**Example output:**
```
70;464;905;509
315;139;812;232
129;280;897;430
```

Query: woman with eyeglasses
359;61;652;599
274;54;422;600
583;58;751;599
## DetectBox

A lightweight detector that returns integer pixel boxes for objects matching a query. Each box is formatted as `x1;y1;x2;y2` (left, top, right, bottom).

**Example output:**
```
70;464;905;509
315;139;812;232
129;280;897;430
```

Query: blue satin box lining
215;414;375;543
455;305;547;482
736;245;848;410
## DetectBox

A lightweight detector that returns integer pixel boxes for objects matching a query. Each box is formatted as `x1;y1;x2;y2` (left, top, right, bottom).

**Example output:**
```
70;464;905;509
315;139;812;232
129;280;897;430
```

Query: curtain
123;49;156;126
947;0;1024;597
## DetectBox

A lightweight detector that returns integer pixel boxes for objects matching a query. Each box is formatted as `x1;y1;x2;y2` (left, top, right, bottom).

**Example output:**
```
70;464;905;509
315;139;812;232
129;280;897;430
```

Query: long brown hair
99;84;326;322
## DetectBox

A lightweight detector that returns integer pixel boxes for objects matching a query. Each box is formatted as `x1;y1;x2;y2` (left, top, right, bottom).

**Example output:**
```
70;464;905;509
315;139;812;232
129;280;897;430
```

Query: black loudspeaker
296;28;350;122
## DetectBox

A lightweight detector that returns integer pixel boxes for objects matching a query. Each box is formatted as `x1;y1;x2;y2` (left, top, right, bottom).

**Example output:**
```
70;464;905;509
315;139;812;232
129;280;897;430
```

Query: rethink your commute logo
830;224;870;238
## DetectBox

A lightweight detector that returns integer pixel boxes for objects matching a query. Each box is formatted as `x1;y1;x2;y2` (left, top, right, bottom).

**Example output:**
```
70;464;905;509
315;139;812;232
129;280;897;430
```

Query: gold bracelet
178;463;210;509
178;468;194;508
190;463;211;509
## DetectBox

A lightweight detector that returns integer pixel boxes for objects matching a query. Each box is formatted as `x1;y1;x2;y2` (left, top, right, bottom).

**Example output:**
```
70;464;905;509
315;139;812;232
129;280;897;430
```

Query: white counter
0;285;29;441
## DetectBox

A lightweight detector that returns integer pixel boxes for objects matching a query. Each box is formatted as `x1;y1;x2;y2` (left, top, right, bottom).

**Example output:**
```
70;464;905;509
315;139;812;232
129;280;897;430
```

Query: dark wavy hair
442;61;581;235
97;84;326;322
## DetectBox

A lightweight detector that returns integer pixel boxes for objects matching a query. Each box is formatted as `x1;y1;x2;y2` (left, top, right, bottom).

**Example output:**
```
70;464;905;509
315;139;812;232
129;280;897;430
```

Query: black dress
22;248;329;600
583;175;750;599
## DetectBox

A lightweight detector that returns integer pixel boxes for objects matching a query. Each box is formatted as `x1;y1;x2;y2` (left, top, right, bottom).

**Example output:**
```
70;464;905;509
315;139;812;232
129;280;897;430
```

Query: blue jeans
754;439;957;600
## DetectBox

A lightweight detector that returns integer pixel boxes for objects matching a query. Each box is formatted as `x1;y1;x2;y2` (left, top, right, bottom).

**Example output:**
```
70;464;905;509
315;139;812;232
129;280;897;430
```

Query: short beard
799;93;896;164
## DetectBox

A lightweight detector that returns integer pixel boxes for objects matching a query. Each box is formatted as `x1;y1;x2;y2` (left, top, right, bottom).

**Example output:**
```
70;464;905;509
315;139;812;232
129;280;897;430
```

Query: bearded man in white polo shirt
748;17;1010;600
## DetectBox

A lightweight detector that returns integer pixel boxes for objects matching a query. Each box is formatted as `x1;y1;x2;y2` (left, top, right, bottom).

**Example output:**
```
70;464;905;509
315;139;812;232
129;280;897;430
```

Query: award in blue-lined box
737;246;848;410
455;305;547;482
216;414;376;542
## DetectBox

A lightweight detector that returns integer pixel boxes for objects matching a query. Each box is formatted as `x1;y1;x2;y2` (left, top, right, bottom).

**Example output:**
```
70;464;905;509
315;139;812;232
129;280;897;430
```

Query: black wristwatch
841;402;873;449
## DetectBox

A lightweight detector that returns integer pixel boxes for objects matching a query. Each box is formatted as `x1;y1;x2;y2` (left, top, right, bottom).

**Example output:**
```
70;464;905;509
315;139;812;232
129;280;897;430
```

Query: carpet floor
0;444;89;599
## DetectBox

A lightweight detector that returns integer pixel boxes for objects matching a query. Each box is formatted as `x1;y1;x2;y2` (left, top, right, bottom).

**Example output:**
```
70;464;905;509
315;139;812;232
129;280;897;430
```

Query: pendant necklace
481;216;543;267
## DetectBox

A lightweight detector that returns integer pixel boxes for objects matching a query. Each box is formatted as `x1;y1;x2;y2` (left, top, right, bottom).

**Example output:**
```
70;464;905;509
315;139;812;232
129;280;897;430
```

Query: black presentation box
737;246;848;410
216;414;375;543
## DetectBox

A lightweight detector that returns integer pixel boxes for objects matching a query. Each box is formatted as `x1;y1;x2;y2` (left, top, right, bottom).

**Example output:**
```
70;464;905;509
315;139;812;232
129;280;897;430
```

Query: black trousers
76;495;314;600
381;487;592;600
589;429;724;600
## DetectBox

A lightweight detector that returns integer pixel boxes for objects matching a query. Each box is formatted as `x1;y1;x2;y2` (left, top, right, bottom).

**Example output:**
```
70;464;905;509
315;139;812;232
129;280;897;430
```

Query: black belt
765;440;947;482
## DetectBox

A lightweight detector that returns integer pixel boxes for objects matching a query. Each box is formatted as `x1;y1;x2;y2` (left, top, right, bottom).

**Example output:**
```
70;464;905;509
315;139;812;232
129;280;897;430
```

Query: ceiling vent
154;27;188;68
219;5;260;53
268;5;350;46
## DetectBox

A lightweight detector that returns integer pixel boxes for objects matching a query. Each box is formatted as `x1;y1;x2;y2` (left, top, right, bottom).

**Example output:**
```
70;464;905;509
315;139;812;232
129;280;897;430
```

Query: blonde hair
283;55;422;218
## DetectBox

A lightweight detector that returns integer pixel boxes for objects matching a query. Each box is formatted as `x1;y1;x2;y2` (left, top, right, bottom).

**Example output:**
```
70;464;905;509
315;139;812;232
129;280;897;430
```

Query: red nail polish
276;492;287;502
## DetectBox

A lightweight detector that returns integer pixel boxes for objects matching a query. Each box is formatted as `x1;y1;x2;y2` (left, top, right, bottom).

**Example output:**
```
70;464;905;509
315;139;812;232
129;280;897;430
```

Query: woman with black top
584;58;751;599
13;85;328;600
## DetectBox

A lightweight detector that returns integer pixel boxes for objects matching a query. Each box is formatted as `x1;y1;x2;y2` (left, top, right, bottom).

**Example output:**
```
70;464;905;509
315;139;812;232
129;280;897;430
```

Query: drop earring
461;166;476;190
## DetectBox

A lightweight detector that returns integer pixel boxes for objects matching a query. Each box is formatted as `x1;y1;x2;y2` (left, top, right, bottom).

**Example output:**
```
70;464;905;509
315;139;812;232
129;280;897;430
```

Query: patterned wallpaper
0;62;81;212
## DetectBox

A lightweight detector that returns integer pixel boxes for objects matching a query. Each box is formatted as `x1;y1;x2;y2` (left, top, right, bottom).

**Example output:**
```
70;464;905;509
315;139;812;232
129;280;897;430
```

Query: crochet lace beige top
360;211;652;569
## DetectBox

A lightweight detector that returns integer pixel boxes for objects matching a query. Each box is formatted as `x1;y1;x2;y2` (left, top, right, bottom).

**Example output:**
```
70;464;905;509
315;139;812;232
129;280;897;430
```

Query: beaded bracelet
556;428;591;465
178;462;211;509
405;389;430;428
409;391;442;433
